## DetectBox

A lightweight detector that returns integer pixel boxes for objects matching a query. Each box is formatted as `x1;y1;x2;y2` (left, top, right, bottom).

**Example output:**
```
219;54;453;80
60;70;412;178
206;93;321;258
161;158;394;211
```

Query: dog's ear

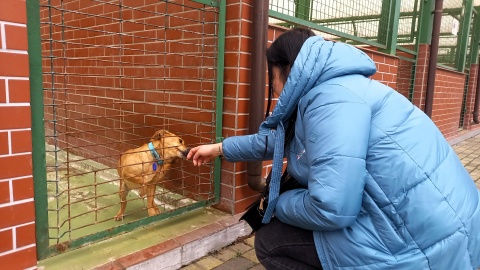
151;130;166;141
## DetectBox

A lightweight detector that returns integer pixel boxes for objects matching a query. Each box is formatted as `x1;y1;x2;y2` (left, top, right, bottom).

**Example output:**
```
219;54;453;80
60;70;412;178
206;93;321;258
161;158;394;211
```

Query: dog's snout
183;148;191;157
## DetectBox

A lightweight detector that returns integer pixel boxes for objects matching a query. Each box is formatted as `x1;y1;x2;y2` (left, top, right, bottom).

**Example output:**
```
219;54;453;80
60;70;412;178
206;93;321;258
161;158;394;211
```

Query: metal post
214;0;226;202
295;0;311;21
418;0;436;44
469;9;480;65
455;0;474;72
470;8;480;123
26;0;49;260
425;0;444;117
378;0;401;54
247;0;269;192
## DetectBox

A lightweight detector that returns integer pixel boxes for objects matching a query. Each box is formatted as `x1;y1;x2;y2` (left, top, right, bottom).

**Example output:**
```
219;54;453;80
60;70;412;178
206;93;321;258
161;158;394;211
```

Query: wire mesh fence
268;0;419;102
39;0;222;257
438;0;466;68
269;0;390;48
397;0;420;49
268;0;423;50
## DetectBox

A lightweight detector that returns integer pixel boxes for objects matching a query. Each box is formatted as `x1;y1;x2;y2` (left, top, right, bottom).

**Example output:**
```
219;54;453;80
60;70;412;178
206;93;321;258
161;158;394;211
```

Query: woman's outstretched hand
187;143;223;166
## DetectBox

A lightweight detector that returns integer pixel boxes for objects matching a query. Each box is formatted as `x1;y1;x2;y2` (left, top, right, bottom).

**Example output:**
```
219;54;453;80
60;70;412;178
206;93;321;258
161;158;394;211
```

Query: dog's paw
148;208;161;216
113;214;124;221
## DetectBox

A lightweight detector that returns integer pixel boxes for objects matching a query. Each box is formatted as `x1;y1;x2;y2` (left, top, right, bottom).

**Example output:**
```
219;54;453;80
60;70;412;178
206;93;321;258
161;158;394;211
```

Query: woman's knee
253;218;287;258
254;225;271;262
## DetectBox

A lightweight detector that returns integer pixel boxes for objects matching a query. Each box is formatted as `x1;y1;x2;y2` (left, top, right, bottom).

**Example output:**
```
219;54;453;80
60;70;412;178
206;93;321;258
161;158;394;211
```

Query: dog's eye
179;139;183;144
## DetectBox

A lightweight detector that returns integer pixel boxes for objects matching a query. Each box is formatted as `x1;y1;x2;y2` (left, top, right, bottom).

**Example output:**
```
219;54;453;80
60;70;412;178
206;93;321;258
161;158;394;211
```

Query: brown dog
114;130;190;221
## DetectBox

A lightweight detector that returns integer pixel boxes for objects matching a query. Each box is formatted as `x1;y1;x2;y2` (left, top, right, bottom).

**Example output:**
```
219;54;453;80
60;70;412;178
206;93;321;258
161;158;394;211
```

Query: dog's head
151;130;190;160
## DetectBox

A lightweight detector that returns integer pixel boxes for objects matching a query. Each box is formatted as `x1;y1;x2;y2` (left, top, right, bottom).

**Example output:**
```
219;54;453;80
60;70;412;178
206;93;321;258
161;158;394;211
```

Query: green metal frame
28;0;226;259
459;8;480;129
214;0;226;203
455;0;474;72
469;8;480;65
378;0;401;54
407;0;420;44
270;0;419;103
295;0;311;21
272;0;419;53
27;0;50;260
418;0;435;44
269;10;387;49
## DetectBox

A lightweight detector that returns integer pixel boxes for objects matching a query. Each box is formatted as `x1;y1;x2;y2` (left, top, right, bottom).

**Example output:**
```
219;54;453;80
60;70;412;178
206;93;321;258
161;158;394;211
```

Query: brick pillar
0;0;37;269
220;3;289;215
218;0;255;214
463;64;479;130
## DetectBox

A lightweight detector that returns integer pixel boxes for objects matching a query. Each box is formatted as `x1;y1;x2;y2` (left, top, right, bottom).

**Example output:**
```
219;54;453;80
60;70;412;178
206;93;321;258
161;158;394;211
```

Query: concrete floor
44;146;198;249
38;207;233;270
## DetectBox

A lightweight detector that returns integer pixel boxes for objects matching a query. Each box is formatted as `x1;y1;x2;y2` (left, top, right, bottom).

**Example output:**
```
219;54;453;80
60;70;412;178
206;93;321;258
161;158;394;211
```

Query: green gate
28;0;225;259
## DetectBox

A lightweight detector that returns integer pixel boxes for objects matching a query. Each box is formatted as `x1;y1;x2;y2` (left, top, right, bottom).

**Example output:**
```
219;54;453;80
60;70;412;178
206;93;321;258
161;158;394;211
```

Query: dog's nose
183;148;191;157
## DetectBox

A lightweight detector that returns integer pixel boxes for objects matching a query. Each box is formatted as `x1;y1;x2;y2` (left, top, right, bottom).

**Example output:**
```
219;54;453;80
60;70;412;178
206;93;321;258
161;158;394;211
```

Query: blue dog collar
148;142;163;165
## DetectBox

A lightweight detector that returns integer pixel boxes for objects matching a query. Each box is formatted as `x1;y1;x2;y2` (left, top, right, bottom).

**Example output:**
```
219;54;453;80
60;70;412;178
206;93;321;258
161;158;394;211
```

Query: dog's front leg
146;182;160;217
114;179;129;221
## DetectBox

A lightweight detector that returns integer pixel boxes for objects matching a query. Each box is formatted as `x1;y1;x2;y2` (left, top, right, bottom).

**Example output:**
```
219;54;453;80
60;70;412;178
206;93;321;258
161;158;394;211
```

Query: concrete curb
448;128;480;146
94;214;253;270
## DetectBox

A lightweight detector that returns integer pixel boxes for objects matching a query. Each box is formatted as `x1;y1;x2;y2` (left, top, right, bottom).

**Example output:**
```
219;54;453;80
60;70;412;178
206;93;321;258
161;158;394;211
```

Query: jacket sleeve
222;130;277;162
274;101;371;231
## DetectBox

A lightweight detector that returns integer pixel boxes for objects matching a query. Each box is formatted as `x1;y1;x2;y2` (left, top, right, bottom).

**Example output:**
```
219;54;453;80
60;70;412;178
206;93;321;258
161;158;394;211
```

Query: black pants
254;218;323;270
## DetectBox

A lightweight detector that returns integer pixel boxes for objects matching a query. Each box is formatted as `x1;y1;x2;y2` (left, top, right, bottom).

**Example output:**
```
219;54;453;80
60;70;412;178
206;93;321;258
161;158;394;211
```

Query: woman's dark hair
265;27;316;118
261;27;315;162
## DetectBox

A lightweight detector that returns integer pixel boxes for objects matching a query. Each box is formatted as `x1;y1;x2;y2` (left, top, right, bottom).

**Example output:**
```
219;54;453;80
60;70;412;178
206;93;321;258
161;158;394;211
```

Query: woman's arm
222;130;277;162
187;130;277;166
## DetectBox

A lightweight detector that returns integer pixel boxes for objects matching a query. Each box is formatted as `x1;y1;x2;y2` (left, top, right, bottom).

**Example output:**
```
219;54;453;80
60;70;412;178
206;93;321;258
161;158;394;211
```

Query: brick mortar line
0;197;33;208
0;221;35;233
0;243;35;257
0;23;5;49
0;151;32;158
0;174;32;182
0;21;26;27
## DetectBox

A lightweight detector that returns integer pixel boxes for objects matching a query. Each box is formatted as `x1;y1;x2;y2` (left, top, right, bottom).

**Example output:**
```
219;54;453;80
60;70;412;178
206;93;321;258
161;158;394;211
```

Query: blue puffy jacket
222;36;480;269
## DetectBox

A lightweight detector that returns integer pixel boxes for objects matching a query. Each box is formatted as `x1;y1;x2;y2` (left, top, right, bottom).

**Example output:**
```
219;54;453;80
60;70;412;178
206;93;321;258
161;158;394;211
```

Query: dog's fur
114;130;190;221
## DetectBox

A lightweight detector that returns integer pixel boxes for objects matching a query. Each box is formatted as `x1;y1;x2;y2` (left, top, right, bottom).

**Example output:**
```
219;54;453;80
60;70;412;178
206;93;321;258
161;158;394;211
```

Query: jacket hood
258;36;377;135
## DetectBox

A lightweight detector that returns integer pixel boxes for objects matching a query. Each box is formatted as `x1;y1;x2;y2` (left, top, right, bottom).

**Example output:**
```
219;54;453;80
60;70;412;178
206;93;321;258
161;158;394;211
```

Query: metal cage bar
27;0;50;260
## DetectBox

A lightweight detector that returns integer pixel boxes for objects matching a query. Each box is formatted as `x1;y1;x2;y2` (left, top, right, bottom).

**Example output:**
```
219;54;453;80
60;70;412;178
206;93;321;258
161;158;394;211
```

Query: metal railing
267;0;479;103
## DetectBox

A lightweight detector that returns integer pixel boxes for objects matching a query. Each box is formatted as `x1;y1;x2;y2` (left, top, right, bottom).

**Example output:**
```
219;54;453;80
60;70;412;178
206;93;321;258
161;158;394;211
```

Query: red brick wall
0;0;38;269
396;49;416;99
430;69;466;139
365;50;398;89
412;44;474;139
40;0;217;160
218;0;253;214
40;0;219;201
